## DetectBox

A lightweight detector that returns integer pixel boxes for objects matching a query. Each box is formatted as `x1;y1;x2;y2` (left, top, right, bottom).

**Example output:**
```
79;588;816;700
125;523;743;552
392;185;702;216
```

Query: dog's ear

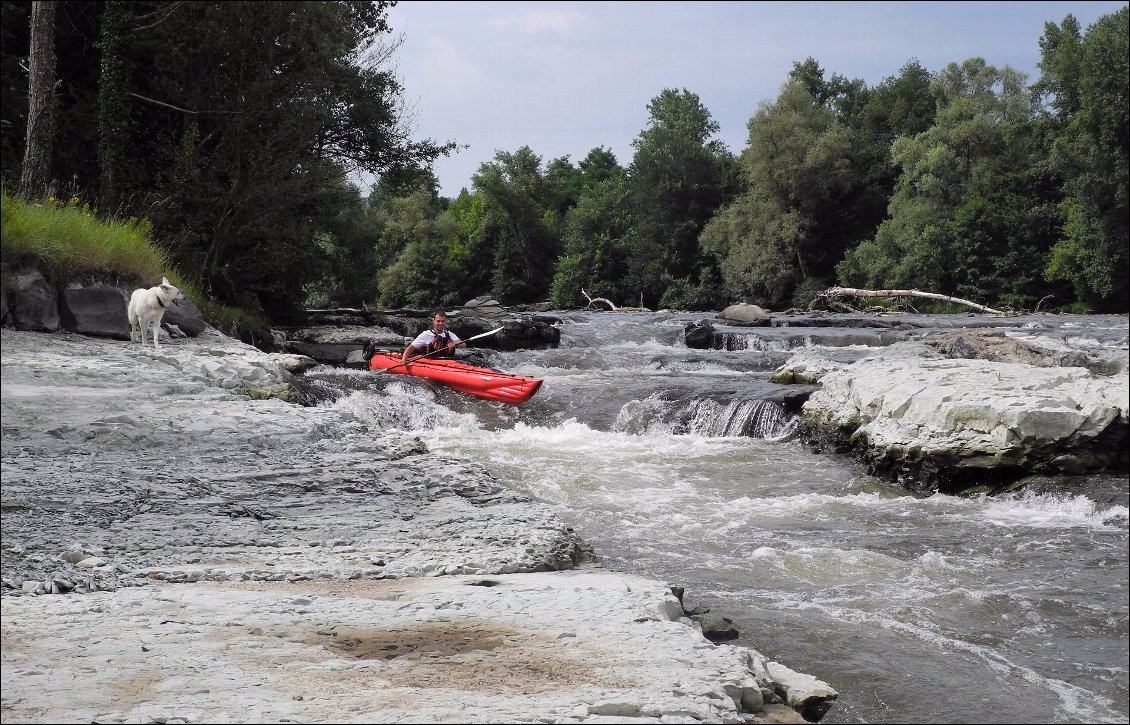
161;277;170;285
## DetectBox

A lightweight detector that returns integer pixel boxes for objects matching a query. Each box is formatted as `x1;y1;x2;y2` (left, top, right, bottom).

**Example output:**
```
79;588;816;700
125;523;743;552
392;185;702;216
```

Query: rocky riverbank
1;327;836;723
772;325;1129;493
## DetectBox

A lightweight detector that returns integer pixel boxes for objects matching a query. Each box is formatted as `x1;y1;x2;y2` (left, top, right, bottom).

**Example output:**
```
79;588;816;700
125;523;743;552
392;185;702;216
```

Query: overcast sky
377;1;1127;198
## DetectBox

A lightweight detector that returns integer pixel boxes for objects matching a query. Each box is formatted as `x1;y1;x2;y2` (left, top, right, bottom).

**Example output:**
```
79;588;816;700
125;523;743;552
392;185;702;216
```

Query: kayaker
402;311;464;362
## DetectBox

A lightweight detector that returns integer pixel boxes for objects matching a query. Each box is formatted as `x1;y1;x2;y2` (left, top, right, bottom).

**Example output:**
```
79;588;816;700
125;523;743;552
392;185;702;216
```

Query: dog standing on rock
127;277;182;352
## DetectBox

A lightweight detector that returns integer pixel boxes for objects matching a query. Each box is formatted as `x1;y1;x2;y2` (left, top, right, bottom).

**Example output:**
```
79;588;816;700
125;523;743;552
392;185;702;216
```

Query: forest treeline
1;2;1126;321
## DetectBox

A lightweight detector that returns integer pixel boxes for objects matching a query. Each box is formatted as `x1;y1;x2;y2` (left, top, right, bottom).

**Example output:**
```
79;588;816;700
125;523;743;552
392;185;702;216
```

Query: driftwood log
818;287;1005;315
581;288;650;312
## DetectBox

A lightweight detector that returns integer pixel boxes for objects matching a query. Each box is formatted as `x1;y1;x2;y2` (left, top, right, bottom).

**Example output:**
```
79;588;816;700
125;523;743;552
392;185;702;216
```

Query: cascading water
309;310;1129;724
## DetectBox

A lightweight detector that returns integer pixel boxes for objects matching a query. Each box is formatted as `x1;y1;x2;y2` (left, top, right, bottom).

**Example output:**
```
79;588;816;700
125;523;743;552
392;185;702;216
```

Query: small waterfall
608;395;796;439
612;394;679;435
683;398;797;439
291;367;379;406
716;333;796;352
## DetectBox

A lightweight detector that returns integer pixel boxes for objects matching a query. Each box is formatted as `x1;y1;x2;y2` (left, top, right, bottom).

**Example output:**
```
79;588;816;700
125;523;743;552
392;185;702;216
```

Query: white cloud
487;8;587;33
420;36;477;85
387;0;1127;198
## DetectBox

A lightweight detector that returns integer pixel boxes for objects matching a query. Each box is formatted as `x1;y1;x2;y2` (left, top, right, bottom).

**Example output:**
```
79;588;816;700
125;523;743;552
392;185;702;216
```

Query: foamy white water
318;310;1128;724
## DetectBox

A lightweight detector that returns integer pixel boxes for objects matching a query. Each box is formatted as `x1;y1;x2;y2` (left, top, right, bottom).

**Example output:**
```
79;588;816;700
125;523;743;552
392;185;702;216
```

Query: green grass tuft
1;190;270;338
1;190;169;283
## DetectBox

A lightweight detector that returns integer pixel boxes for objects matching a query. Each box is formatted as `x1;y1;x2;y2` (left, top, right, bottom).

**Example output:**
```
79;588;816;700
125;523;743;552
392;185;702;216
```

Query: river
308;310;1129;724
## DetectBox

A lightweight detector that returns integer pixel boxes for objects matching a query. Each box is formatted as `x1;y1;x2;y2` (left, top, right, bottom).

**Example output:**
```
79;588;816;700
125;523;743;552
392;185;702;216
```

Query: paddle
373;326;504;375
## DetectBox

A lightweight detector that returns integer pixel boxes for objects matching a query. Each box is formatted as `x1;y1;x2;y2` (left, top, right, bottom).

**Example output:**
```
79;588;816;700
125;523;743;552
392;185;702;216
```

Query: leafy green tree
544;155;582;228
2;1;454;323
628;88;730;308
471;146;560;303
547;147;631;308
578;146;621;187
1039;8;1128;309
1033;14;1084;118
147;2;454;319
445;189;491;301
838;58;1054;307
550;174;633;307
376;187;461;308
702;77;856;307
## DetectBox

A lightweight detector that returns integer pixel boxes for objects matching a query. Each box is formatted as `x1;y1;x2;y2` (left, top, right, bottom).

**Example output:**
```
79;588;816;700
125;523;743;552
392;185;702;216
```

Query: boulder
491;316;561;351
162;293;208;336
287;325;404;346
463;294;502;309
924;329;1126;377
771;347;850;385
690;611;740;642
683;320;715;349
800;342;1129;492
4;270;59;332
344;349;368;369
765;661;839;723
59;282;130;339
720;303;771;326
280;325;406;366
277;354;320;375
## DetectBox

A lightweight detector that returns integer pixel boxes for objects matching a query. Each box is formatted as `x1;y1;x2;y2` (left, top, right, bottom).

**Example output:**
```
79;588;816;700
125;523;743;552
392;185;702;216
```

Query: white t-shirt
410;329;462;349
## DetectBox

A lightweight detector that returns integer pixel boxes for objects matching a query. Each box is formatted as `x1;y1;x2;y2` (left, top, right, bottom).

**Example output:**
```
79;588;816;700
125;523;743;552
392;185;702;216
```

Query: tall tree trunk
18;0;58;200
98;1;130;205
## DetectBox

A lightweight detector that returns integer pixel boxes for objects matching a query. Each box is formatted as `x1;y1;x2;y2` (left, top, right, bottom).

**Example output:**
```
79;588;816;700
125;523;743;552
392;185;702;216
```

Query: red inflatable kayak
368;352;543;405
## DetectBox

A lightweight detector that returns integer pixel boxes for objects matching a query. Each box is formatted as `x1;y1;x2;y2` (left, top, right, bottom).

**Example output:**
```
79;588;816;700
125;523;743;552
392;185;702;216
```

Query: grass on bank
0;190;269;340
1;190;168;282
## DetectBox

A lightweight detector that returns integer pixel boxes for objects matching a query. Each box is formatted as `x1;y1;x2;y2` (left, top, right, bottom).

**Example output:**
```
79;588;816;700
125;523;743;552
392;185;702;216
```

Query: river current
307;311;1128;724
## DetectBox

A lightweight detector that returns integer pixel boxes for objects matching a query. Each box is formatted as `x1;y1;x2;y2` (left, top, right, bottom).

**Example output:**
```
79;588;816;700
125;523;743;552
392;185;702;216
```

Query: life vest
423;330;453;358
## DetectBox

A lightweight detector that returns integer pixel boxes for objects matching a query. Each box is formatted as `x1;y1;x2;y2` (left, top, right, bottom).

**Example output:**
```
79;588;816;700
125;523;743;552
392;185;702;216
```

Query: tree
376;187;461;308
578;146;621;187
837;58;1049;307
471;146;560;303
107;1;455;319
701;77;856;307
1;1;454;321
1034;14;1084;118
18;0;56;199
550;174;633;307
1040;8;1129;309
628;88;730;308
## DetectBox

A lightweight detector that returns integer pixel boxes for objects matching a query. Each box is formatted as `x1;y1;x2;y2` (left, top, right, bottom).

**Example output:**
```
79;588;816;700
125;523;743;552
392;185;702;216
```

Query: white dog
127;277;182;351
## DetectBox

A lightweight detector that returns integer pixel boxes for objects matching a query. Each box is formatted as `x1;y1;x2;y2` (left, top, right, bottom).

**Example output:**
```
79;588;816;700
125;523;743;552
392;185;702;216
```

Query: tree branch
128;2;186;34
127;91;198;114
819;286;1005;315
581;287;618;311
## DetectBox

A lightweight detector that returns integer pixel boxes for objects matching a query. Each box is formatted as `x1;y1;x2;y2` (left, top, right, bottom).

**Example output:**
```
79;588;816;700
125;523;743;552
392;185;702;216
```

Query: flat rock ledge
1;571;826;724
775;339;1128;493
1;328;835;723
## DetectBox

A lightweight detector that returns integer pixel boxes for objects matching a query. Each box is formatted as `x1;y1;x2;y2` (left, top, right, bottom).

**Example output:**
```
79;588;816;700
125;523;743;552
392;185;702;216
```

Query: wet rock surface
283;306;562;366
1;327;835;723
777;326;1129;493
0;328;589;592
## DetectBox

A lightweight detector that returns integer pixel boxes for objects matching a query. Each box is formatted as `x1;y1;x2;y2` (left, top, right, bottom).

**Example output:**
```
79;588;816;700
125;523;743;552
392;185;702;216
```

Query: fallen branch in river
581;288;651;312
817;287;1005;315
582;288;617;311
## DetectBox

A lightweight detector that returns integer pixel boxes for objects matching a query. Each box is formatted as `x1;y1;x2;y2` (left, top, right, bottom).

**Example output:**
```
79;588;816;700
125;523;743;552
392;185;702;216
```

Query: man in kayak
402;311;464;362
